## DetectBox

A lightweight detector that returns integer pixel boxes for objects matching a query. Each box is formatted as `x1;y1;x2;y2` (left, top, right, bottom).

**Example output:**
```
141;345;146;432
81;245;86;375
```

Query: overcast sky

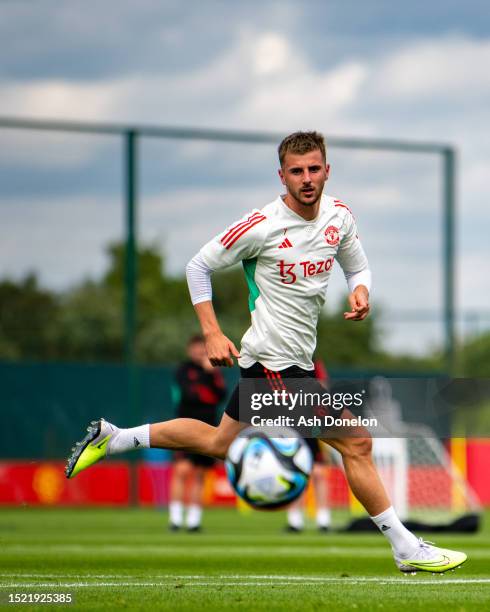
1;0;489;354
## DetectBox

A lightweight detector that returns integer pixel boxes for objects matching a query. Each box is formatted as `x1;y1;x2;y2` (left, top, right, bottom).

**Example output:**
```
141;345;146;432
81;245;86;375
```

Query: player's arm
186;209;268;365
335;209;372;322
185;256;239;367
195;301;240;367
344;281;370;321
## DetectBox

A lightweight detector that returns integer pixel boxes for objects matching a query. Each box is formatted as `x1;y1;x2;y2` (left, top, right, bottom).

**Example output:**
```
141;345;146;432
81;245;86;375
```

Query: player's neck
282;194;320;221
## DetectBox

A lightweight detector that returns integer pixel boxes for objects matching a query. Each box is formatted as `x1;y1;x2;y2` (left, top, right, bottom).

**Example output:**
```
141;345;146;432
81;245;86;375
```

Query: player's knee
353;436;372;458
312;463;324;479
174;460;192;478
342;436;372;460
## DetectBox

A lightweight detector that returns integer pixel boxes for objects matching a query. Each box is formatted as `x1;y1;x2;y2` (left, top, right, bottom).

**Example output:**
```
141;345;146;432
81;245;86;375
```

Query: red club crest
325;225;339;246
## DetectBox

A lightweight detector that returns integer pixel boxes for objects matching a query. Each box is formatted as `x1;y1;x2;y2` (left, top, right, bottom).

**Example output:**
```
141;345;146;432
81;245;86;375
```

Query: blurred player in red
168;335;226;531
286;358;331;532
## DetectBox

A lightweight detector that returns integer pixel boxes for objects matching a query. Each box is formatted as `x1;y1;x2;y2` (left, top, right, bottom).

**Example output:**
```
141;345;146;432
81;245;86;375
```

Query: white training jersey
199;194;369;371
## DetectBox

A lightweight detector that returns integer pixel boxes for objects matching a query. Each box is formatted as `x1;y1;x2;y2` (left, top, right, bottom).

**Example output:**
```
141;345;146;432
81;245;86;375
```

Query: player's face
188;341;207;364
278;149;330;207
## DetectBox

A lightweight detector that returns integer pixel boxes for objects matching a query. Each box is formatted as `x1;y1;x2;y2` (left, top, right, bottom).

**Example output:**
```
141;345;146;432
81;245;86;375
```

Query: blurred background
1;1;489;520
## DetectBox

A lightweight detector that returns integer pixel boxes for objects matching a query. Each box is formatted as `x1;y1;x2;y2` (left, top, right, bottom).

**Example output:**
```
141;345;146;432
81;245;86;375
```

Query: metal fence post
124;130;140;505
124;130;138;366
443;147;456;373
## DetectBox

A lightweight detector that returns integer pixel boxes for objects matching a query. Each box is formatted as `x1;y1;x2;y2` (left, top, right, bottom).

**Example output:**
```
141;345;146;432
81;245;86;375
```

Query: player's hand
343;285;370;321
204;331;240;367
201;356;215;372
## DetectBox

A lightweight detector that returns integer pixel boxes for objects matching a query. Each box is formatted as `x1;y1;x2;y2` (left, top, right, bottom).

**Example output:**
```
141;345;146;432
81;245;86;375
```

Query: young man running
66;131;466;573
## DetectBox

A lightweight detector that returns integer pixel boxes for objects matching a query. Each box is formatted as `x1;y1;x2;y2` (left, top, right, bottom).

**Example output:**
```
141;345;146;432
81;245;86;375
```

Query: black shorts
173;451;216;468
177;408;218;427
224;362;346;438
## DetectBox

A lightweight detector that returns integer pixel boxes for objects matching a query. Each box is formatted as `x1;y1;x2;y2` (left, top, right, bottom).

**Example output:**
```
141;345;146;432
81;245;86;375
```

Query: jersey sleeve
199;209;268;271
335;208;369;274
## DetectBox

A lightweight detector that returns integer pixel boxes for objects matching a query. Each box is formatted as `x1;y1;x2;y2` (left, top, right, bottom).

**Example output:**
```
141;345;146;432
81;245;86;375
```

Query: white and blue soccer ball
225;427;313;510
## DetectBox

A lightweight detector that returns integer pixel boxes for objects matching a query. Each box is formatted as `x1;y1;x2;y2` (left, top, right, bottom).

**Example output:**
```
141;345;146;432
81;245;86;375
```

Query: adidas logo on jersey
278;238;293;249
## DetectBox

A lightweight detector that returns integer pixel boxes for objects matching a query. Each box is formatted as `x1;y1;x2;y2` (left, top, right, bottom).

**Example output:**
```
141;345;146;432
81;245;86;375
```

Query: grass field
0;508;489;611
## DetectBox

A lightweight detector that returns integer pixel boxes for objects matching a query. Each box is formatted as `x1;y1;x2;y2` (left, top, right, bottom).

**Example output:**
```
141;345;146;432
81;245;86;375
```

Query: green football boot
395;538;467;573
65;419;118;479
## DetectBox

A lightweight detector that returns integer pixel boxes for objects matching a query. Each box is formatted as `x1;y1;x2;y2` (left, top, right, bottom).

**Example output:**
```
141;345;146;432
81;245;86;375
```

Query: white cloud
0;79;117;120
253;33;291;76
374;36;490;99
0;29;367;130
238;60;367;130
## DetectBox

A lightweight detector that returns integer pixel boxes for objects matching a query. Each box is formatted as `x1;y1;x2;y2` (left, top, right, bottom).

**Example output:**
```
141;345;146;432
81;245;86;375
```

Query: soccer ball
225;427;313;510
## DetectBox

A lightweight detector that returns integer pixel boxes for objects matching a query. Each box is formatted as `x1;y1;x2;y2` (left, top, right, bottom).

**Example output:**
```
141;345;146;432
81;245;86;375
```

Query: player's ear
325;164;331;180
278;168;286;185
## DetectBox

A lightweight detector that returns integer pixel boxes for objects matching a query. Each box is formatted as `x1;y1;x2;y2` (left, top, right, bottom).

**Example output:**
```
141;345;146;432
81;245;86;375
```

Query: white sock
108;424;150;454
316;507;331;528
371;506;419;557
169;501;183;526
186;504;202;529
287;508;304;529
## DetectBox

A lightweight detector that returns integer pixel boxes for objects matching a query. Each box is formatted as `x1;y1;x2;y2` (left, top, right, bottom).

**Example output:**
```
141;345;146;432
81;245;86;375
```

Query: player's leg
149;414;242;459
285;496;305;532
324;417;420;556
168;456;193;530
323;413;467;572
323;421;390;517
312;462;331;531
187;465;205;506
306;439;331;531
186;462;207;531
285;436;316;532
66;412;243;479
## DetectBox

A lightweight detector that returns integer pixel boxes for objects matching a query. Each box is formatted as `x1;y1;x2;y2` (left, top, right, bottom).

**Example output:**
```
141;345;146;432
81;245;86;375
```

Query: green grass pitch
0;508;489;611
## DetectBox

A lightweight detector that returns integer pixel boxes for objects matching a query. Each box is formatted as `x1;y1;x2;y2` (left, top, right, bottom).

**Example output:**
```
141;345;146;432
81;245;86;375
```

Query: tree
56;280;123;361
457;331;490;377
0;274;60;361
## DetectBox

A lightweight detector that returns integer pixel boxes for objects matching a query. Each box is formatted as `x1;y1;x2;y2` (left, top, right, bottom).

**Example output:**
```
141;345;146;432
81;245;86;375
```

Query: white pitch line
4;545;490;560
0;571;486;582
0;574;209;579
1;578;489;588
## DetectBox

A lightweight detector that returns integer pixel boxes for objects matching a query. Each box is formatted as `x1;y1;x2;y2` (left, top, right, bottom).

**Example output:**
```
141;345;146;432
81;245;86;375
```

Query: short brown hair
187;334;205;346
278;131;326;167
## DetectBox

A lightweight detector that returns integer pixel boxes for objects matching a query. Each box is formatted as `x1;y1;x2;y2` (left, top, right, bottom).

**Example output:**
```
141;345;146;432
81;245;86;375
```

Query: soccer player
66;131;466;573
168;334;226;531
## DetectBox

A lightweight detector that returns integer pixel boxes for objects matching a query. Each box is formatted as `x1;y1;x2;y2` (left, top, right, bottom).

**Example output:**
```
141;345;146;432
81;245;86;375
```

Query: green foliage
316;305;380;367
56;281;123;361
0;274;60;361
457;331;490;376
